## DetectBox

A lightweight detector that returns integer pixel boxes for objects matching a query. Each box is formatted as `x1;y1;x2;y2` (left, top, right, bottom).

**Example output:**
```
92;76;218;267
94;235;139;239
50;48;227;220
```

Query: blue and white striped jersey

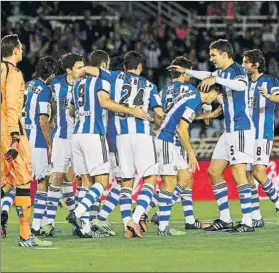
50;74;74;140
71;76;111;135
248;74;279;140
24;79;51;148
160;81;196;147
157;88;203;144
100;70;162;135
217;62;252;133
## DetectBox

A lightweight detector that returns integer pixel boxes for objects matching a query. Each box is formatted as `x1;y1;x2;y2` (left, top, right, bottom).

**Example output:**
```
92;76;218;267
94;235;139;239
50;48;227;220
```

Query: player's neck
2;57;17;67
66;74;76;86
126;69;140;76
221;59;234;71
251;71;263;82
172;77;185;83
38;77;48;84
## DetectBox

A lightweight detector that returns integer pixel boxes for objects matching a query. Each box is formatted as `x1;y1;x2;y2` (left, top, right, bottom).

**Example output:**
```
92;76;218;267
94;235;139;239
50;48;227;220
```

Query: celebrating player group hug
1;33;279;247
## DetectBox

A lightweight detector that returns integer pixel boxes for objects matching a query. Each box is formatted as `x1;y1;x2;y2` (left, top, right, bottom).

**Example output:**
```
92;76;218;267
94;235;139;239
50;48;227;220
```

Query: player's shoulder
51;74;66;84
263;74;279;86
230;62;246;76
2;61;23;78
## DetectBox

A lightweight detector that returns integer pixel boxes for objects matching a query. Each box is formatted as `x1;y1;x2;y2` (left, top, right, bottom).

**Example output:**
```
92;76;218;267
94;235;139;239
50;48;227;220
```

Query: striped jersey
71;76;111;135
50;74;74;140
24;79;51;148
248;74;279;140
100;69;162;135
217;62;252;133
160;81;196;147
157;88;203;144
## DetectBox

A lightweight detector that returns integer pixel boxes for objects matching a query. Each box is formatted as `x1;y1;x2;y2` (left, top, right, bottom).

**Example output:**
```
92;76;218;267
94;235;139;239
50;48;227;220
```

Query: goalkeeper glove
4;132;20;162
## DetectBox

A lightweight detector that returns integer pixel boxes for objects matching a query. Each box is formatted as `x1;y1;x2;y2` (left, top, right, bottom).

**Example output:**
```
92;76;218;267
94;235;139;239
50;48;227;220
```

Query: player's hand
166;65;187;74
216;94;223;104
203;119;211;126
131;107;152;121
258;87;271;99
210;105;223;118
4;133;20;162
188;152;200;173
199;77;216;93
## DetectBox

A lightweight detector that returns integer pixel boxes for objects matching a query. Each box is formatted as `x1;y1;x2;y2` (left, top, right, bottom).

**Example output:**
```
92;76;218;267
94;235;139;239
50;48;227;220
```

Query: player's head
170;56;192;82
89;50;110;69
110;56;124;71
209;39;233;69
199;84;222;104
242;49;266;75
60;53;84;80
33;56;59;84
123;51;144;75
1;34;23;63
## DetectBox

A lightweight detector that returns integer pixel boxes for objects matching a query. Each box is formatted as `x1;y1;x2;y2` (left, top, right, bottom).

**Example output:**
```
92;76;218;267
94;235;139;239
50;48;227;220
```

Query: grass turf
1;200;279;272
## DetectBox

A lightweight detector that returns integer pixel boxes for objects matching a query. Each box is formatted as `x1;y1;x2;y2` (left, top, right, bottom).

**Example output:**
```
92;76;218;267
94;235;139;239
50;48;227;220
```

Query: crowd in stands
1;1;279;138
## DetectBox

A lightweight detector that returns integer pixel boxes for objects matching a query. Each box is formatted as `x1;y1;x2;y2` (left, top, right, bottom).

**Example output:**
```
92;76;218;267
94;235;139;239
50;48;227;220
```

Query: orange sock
15;189;31;240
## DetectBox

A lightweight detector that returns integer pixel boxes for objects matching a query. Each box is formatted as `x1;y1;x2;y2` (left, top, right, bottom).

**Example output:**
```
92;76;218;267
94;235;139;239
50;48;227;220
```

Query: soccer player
1;34;52;247
41;53;85;236
155;74;221;235
169;39;255;232
24;56;58;236
67;50;151;238
242;49;279;226
147;56;218;230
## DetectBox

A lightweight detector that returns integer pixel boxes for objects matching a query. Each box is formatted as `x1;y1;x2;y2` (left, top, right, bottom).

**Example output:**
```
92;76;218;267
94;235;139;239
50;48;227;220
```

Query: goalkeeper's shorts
1;134;32;187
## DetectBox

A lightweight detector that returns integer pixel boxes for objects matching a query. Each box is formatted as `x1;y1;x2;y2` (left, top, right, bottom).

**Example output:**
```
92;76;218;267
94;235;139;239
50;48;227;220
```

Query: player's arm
195;105;223;120
150;85;164;130
49;101;57;131
153;107;164;130
39;114;52;152
3;68;22;162
177;119;200;173
81;66;101;77
259;86;279;104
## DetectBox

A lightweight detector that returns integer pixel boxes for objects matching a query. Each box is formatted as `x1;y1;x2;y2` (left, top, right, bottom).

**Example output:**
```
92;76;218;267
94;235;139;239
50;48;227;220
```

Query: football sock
262;179;279;210
46;185;61;226
75;186;82;206
89;200;100;221
181;189;195;224
32;191;47;231
145;190;159;215
238;184;252;227
119;187;132;229
251;184;262;220
171;184;184;205
1;188;16;213
158;189;173;231
62;181;76;213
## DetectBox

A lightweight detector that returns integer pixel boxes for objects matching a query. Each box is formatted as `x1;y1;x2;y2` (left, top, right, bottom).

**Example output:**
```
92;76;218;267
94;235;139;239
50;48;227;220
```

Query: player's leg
229;130;255;232
62;167;76;214
204;133;233;231
155;139;186;236
68;134;110;238
130;134;158;236
246;166;264;227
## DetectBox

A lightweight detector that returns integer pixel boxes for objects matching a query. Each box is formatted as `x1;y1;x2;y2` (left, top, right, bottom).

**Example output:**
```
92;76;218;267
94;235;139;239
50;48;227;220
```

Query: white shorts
116;134;158;178
176;145;189;170
31;147;50;180
51;138;73;174
71;134;110;176
155;139;182;176
110;152;121;179
212;130;255;165
253;139;273;166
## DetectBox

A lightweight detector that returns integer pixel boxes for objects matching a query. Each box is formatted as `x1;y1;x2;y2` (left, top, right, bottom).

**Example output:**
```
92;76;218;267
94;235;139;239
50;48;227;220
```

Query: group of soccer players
1;33;279;247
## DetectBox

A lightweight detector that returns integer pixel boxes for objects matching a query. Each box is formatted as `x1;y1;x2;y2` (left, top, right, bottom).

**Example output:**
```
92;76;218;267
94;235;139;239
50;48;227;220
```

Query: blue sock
1;188;16;212
46;185;61;226
237;184;252;226
251;184;262;220
146;191;159;215
172;184;184;204
262;179;279;210
89;200;100;221
181;189;195;224
133;184;154;224
119;187;132;228
213;182;231;223
62;182;76;213
32;191;47;231
98;183;121;221
75;183;104;218
158;190;173;230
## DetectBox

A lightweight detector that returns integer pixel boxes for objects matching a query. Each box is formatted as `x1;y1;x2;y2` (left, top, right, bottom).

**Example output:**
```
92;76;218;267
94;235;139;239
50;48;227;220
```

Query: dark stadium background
1;1;279;143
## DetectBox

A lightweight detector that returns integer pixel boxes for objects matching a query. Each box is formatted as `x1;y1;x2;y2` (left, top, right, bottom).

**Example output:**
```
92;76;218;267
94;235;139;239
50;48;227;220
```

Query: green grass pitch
1;200;279;272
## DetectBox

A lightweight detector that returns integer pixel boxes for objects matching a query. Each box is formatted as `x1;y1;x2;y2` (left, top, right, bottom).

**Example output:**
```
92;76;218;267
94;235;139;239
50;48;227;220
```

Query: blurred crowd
1;1;279;138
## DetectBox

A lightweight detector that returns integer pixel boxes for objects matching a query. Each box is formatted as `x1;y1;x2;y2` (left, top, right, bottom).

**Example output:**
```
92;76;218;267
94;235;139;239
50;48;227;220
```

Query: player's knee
207;166;219;180
52;172;64;186
231;166;247;183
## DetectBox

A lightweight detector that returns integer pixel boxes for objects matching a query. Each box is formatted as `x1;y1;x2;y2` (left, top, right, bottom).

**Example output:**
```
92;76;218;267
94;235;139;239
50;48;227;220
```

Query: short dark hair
242;49;266;73
170;56;193;79
33;56;59;80
209;39;233;58
123;51;144;70
89;50;109;67
110;56;124;71
1;34;20;57
208;83;222;93
60;53;84;70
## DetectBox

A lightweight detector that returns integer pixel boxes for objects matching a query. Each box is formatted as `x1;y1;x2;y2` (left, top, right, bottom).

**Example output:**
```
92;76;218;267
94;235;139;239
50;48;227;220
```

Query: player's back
219;62;252;133
248;74;279;140
113;71;160;135
24;79;51;148
72;76;110;135
1;61;25;135
51;74;74;139
157;87;202;143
